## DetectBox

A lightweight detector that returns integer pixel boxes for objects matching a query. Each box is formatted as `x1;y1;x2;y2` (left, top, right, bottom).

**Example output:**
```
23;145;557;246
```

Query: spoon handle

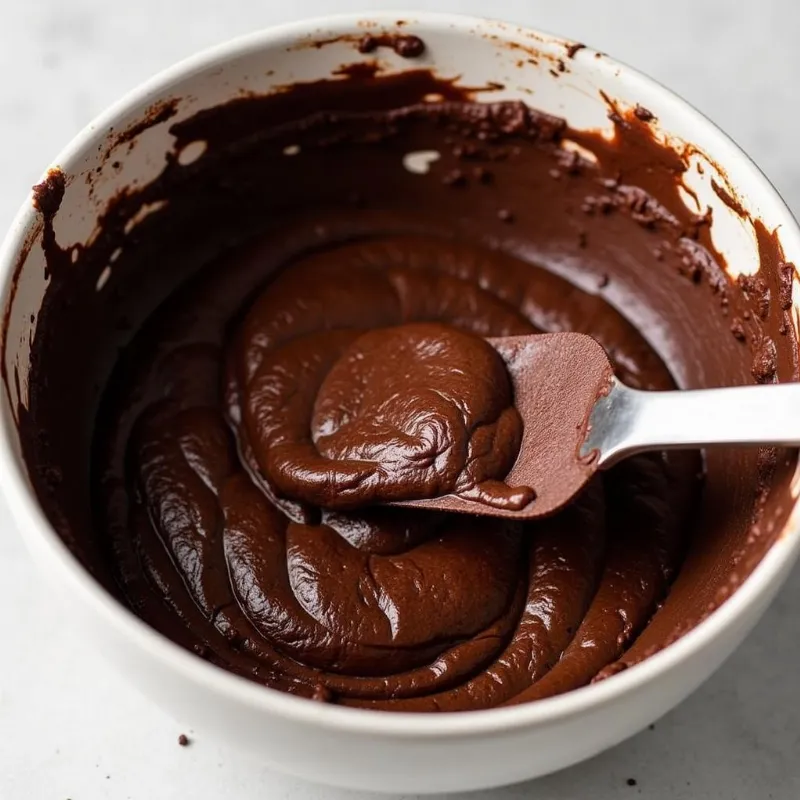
582;378;800;467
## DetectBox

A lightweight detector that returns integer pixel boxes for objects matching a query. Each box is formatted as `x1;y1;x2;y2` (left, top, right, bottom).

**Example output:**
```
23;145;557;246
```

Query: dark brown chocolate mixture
17;61;798;711
357;33;426;58
227;313;535;512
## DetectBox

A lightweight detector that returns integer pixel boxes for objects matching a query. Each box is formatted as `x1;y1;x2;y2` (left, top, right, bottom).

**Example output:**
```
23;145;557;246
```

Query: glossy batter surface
21;66;797;713
99;226;699;709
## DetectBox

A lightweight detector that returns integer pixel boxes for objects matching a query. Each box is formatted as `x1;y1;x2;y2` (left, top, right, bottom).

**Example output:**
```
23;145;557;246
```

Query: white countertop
1;1;799;798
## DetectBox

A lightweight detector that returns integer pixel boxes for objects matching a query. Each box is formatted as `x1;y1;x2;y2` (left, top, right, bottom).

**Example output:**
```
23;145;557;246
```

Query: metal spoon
397;332;800;520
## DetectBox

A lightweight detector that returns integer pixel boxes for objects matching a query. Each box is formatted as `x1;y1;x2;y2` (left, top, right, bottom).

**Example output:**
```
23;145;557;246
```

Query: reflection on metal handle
581;378;800;468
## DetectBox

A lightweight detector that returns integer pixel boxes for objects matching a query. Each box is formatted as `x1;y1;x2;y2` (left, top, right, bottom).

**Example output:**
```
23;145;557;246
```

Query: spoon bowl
399;331;800;519
396;332;613;518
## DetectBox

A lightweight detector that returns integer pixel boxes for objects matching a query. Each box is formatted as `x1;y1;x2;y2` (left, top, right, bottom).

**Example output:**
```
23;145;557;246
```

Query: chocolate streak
16;65;798;711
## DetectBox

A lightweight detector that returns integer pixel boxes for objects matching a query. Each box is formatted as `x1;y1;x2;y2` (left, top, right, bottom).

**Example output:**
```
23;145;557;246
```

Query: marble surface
1;1;799;798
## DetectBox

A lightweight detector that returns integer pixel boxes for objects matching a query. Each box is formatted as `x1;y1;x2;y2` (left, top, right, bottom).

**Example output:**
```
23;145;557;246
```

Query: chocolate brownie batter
16;62;798;711
228;316;534;512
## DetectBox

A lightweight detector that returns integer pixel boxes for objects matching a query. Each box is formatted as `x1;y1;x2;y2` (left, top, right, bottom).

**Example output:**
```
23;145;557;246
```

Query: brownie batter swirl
104;230;699;711
227;252;535;513
19;59;794;717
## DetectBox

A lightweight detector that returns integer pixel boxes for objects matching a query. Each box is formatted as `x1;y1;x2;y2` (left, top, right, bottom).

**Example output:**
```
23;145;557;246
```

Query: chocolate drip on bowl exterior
17;63;799;712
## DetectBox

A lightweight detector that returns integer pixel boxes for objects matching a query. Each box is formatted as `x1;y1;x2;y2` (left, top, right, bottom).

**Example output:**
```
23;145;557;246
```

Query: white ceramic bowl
2;12;800;794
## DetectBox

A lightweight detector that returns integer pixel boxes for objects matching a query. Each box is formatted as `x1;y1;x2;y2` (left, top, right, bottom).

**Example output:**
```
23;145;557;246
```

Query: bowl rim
2;9;799;739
